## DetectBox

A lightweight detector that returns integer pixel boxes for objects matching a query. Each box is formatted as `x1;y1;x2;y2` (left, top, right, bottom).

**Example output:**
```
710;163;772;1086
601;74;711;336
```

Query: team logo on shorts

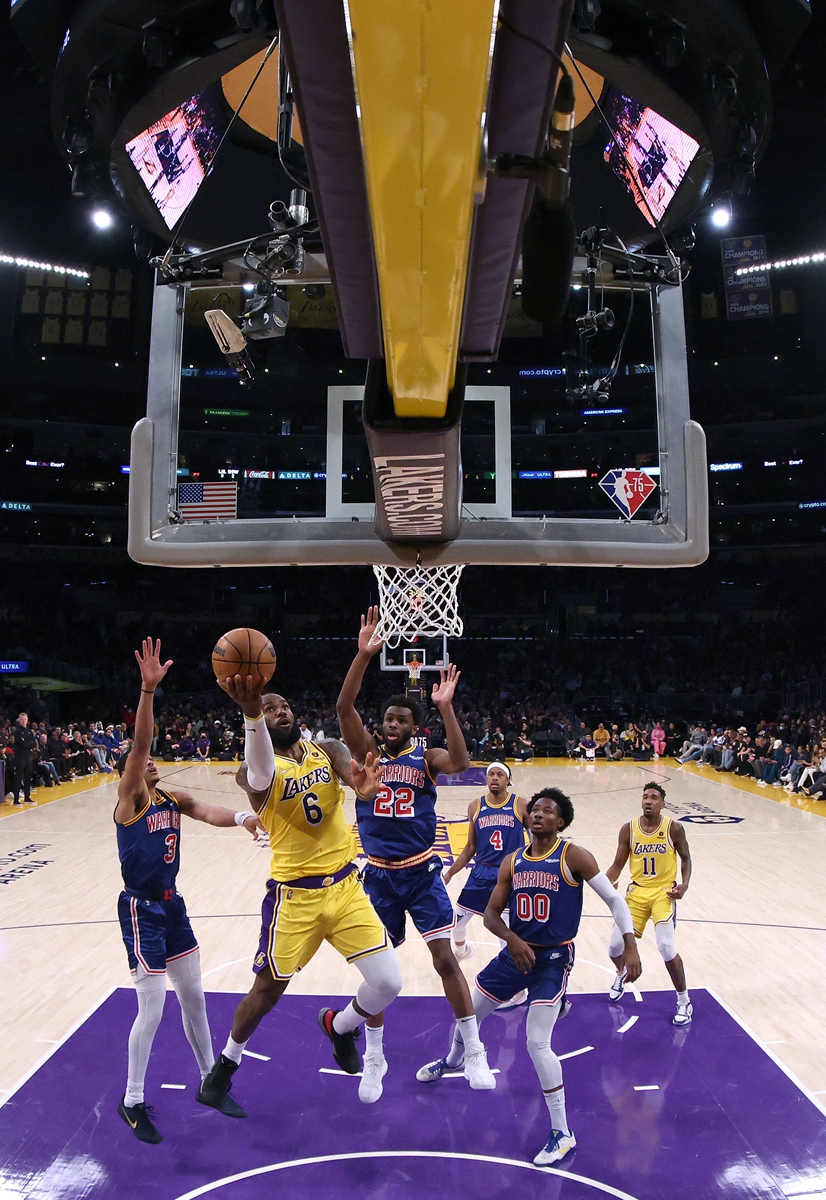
599;468;657;518
254;952;266;967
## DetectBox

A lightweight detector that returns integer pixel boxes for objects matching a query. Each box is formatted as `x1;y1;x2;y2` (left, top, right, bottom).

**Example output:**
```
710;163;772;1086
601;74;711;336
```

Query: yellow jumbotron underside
345;0;498;418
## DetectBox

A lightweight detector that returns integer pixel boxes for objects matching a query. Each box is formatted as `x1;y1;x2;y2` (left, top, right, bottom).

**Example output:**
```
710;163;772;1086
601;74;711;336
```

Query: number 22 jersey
356;741;438;862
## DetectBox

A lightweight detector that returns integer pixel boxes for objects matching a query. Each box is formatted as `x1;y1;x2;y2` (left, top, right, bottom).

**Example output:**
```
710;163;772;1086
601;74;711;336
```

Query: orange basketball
212;628;277;687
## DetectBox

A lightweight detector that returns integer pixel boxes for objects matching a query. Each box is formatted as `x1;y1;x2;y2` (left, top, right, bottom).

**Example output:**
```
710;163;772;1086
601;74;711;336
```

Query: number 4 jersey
258;742;356;882
356;741;439;863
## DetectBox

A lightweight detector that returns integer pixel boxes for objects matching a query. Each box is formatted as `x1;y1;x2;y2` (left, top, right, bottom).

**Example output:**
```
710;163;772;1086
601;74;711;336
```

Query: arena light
0;251;89;279
736;251;826;277
711;207;731;229
92;208;113;230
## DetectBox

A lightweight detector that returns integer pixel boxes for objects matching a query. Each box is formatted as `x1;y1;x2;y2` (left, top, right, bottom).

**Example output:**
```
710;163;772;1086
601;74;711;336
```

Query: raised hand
358;606;385;657
217;673;267;718
135;638;173;691
431;663;461;706
351;750;382;799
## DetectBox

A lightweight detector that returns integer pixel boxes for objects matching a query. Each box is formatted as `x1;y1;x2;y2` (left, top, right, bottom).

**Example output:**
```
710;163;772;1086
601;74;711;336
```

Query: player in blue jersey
417;786;642;1167
444;761;528;964
337;607;496;1100
115;639;265;1145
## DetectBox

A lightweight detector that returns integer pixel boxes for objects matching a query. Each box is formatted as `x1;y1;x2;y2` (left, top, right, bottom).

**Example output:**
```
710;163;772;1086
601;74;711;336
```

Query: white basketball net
370;564;464;649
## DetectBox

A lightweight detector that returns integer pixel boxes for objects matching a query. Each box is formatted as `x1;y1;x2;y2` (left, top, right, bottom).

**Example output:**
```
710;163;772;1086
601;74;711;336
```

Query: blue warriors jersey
116;786;181;898
472;791;527;869
356;741;439;862
509;839;583;946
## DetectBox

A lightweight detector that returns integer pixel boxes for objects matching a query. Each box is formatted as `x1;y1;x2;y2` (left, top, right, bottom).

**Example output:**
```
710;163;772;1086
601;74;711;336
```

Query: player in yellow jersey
198;677;403;1114
605;781;693;1026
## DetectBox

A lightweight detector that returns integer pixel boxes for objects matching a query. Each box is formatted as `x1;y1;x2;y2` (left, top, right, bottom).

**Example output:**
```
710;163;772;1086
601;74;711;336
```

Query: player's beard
269;721;301;750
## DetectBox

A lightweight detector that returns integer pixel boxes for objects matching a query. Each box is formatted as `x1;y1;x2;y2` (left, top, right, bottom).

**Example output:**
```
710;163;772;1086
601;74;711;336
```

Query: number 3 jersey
356;741;439;863
116;786;182;898
627;814;677;892
508;839;583;946
258;741;356;882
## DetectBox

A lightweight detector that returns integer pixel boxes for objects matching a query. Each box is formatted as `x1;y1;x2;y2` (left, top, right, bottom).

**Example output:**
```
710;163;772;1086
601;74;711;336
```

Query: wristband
234;810;255;827
141;689;155;694
244;713;265;725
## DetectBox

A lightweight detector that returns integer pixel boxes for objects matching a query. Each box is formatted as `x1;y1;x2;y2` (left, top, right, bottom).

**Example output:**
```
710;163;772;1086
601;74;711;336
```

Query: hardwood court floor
1;757;824;1106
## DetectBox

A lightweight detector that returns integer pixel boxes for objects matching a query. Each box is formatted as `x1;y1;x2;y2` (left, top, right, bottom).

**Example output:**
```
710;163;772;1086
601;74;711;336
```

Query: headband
486;761;512;779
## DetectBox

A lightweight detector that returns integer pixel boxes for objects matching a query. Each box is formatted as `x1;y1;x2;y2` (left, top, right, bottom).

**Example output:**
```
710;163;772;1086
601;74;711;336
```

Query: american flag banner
177;481;237;520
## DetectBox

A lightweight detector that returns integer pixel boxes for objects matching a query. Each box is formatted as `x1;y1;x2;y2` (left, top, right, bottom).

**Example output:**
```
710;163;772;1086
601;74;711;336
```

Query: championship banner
721;235;773;321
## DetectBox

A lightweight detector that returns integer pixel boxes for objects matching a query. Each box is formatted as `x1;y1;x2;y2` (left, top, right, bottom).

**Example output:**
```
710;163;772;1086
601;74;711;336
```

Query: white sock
333;1002;363;1035
364;1024;384;1057
677;989;690;1004
453;910;473;946
222;1034;249;1065
456;1014;483;1055
445;1025;465;1068
544;1087;570;1135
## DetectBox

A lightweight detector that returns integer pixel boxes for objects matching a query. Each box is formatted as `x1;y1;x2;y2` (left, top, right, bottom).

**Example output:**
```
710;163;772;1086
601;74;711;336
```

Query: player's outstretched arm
175;789;266;837
319;737;382;802
115;638;171;823
605;821;631;886
220;674;275;796
336;607;383;762
425;665;471;776
443;799;478;884
666;823;692;899
567;843;642;983
484;856;535;973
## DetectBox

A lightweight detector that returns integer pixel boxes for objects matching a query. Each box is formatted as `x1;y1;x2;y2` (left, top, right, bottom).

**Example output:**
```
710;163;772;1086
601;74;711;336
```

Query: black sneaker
318;1007;361;1074
196;1055;248;1118
117;1096;163;1144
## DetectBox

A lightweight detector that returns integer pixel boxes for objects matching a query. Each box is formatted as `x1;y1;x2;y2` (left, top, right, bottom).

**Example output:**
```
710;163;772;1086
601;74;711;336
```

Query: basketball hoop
406;656;423;689
370;564;464;649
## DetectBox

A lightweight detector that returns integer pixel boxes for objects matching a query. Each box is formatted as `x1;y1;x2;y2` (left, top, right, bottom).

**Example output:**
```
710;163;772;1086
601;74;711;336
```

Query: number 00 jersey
628;815;677;892
471;791;527;870
258;742;356;882
116;786;182;899
508;840;583;947
356;741;438;863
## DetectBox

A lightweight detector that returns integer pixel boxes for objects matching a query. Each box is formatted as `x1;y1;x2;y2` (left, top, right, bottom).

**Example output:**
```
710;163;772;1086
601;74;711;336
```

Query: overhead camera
205;285;290;382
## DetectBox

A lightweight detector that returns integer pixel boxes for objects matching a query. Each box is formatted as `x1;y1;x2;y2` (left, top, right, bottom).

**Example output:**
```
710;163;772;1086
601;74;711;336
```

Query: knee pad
608;925;626;959
655;920;677;961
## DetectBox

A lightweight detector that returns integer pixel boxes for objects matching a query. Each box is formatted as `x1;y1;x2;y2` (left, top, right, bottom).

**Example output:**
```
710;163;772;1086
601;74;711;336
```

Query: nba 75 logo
599;468;657;518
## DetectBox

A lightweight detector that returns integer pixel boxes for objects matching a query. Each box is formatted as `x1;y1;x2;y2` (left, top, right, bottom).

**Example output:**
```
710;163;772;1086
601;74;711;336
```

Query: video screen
125;87;226;230
603;88;699;226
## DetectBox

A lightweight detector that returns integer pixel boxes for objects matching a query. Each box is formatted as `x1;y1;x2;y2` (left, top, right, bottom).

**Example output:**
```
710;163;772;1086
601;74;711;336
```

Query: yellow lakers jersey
259;742;356;882
628;815;677;891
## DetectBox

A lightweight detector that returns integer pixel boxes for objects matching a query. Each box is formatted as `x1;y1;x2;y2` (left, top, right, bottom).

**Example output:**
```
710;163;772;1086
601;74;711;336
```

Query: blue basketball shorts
361;856;455;947
118;890;198;975
457;863;500;916
476;941;575;1005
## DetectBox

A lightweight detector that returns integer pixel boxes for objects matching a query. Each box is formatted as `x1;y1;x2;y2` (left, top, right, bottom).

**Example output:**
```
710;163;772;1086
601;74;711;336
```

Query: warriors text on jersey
356;741;439;862
508;839;583;946
116;786;181;899
258;741;356;881
472;790;527;868
628;815;677;891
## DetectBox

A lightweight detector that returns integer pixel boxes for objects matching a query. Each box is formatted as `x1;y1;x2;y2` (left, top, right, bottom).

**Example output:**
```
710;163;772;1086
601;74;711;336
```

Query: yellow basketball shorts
253;869;389;980
625;884;675;937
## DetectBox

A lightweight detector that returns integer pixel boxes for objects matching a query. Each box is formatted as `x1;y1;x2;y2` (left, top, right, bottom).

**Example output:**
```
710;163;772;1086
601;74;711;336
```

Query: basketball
211;628;277;687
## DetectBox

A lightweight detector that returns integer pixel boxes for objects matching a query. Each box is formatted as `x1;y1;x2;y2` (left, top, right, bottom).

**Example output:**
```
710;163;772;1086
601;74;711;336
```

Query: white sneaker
359;1055;388;1103
533;1129;577;1166
497;988;528;1010
608;971;626;1002
464;1047;496;1090
673;999;693;1027
453;942;474;961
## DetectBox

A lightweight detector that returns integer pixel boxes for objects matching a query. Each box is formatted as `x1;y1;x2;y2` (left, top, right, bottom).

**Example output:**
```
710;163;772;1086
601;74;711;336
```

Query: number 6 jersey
356;742;439;863
258;742;356;882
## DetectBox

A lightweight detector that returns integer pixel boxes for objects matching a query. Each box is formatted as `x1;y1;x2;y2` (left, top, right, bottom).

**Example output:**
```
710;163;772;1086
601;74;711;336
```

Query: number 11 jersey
356;742;439;862
628;814;677;891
